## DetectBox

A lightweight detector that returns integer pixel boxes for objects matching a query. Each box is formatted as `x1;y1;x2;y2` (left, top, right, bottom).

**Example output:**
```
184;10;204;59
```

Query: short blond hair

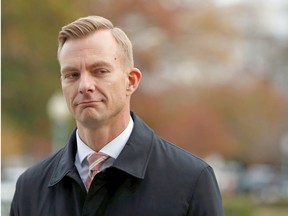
57;16;134;67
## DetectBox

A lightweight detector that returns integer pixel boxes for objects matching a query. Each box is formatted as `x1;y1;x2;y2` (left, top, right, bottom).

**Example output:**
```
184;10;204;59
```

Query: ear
126;68;142;96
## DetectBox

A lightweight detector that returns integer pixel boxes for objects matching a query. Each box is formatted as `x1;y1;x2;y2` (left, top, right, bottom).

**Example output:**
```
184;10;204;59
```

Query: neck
77;113;131;152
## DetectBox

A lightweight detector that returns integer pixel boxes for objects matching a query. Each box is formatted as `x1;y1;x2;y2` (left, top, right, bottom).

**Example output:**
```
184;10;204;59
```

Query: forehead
58;30;119;65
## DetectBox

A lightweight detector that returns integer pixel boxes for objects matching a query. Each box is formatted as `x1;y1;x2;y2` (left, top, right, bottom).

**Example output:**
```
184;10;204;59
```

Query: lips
73;96;105;107
75;100;103;106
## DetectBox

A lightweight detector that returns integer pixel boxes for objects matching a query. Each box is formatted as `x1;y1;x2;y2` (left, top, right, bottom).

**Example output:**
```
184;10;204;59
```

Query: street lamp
47;92;71;152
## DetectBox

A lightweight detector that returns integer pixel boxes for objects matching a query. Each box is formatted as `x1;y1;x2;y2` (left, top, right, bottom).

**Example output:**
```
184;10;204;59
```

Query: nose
78;73;95;94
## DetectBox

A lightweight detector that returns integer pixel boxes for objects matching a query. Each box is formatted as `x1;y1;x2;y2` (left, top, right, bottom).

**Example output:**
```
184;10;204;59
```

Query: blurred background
2;0;288;215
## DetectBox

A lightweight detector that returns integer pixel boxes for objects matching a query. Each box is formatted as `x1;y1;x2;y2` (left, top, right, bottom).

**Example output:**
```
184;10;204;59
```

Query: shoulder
131;113;210;173
155;135;208;165
16;150;63;186
148;135;222;203
132;113;207;167
10;149;65;213
152;135;210;174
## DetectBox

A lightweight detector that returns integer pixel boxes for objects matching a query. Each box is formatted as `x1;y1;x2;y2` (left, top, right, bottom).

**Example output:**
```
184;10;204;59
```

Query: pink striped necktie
85;152;109;191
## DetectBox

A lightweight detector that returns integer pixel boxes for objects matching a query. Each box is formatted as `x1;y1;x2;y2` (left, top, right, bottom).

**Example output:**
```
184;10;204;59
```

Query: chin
78;112;106;126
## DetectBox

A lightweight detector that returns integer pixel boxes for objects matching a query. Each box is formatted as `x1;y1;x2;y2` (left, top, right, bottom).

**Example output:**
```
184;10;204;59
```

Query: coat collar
48;128;78;187
112;112;154;179
48;112;155;187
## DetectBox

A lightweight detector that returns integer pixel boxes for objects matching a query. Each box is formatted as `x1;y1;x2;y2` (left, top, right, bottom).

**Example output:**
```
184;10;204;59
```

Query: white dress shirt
75;117;134;183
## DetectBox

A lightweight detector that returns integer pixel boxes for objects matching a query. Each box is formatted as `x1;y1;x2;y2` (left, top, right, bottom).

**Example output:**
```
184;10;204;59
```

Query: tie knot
85;152;109;190
87;152;109;172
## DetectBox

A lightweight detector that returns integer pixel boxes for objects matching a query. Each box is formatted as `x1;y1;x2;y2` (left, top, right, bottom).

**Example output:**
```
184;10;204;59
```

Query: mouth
74;100;103;107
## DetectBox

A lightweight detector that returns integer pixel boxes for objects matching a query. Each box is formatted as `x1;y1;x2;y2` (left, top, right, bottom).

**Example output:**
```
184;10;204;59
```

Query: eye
99;69;107;73
93;68;109;75
64;72;80;80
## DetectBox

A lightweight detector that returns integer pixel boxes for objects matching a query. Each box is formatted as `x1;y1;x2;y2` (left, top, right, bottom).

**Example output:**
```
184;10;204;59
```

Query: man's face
58;30;132;129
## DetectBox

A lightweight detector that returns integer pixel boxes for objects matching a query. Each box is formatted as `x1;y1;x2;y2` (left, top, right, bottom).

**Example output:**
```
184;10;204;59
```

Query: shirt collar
49;113;154;187
76;116;134;165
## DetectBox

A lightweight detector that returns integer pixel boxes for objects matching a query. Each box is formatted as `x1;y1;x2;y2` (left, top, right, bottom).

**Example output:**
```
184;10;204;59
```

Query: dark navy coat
10;113;224;216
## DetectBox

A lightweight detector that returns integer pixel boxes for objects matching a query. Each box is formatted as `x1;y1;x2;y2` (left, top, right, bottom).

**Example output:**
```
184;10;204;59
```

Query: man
10;16;225;216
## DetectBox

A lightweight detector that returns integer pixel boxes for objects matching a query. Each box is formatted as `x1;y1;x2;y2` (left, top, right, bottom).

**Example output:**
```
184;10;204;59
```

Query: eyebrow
88;61;113;70
61;61;114;74
61;66;78;74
